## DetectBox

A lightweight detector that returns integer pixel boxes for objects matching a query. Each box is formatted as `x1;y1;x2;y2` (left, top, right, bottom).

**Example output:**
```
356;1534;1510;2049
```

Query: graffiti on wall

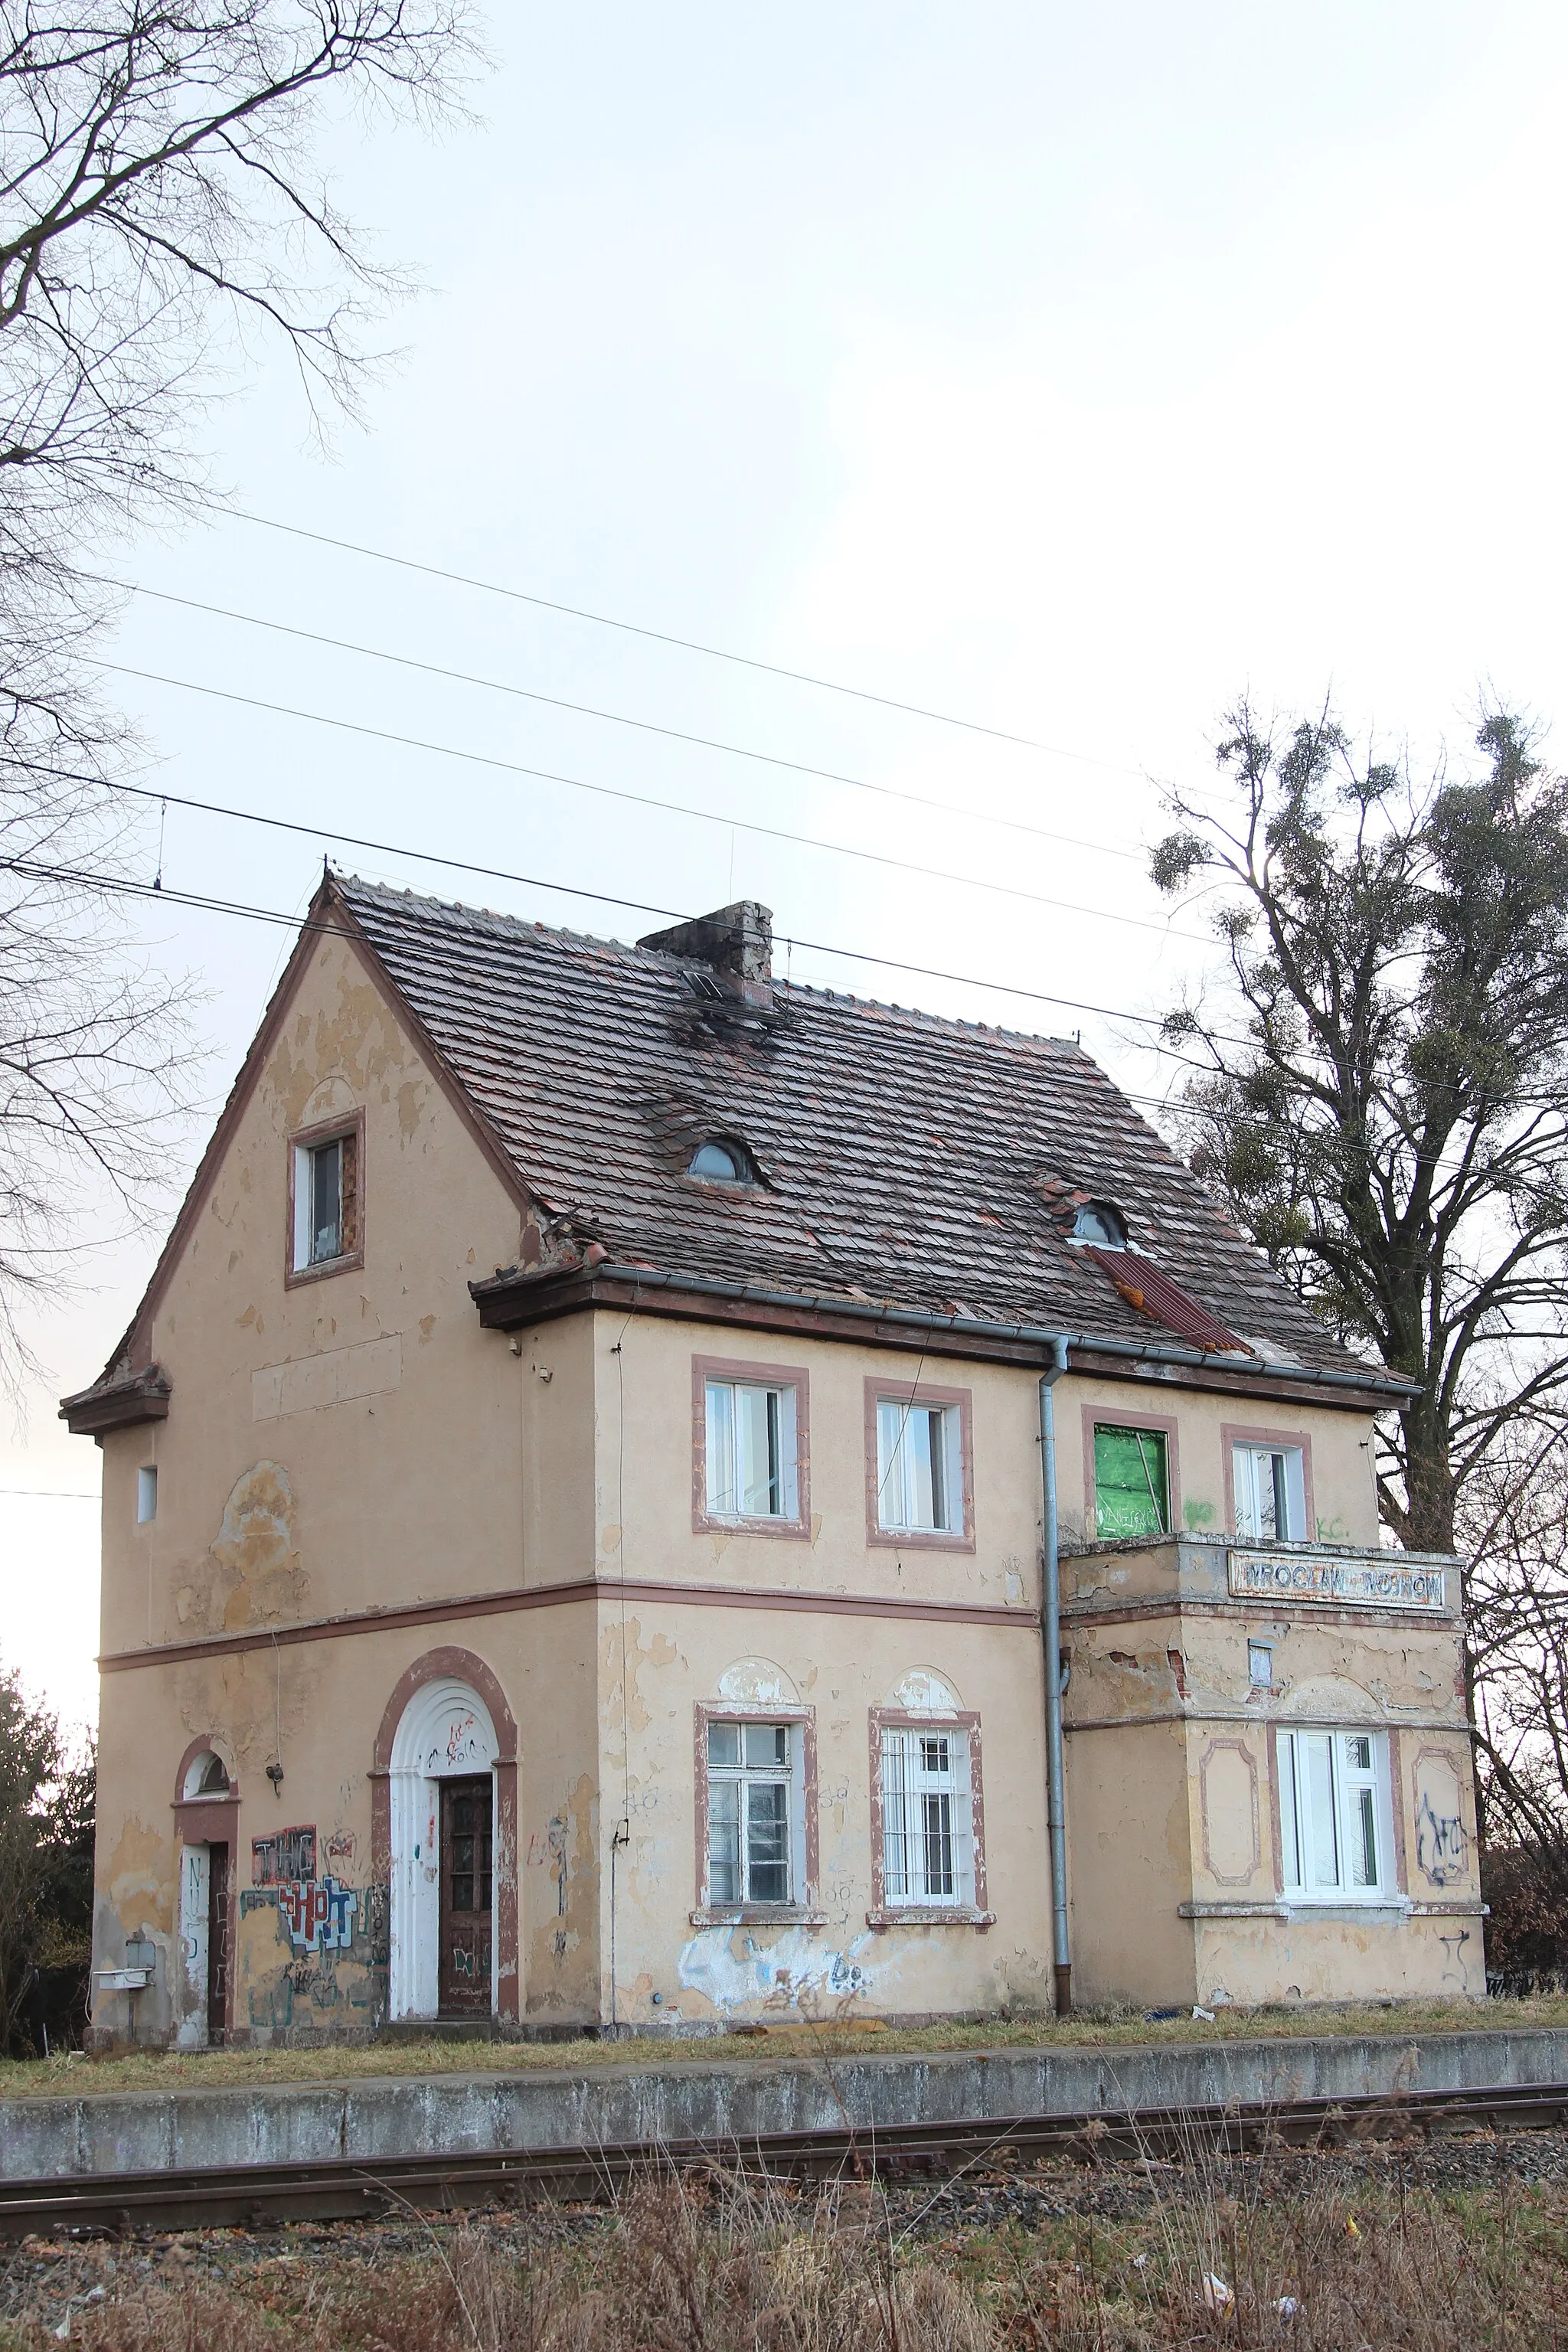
277;1877;358;1952
253;1825;317;1886
1413;1750;1468;1890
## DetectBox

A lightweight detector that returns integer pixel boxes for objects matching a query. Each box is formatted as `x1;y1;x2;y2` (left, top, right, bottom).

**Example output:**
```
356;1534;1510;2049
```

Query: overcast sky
6;1;1568;1731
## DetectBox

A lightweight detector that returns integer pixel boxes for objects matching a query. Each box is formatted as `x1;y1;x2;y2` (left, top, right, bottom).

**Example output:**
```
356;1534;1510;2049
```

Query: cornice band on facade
470;1261;1420;1406
1065;1708;1471;1734
98;1573;1042;1674
1060;1596;1462;1630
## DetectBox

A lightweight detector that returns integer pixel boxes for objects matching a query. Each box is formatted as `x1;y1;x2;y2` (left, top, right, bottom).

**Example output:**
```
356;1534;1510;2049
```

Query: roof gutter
479;1260;1419;1403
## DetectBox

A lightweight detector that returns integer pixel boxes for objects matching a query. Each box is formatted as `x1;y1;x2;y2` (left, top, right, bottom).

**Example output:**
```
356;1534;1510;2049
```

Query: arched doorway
373;1650;520;2024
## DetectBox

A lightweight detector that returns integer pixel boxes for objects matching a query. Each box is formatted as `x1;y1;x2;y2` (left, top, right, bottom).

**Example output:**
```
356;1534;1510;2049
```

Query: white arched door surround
387;1677;501;2021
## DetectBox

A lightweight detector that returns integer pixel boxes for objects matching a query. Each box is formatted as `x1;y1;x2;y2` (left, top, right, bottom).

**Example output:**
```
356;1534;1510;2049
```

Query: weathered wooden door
439;1777;493;2017
206;1843;230;2042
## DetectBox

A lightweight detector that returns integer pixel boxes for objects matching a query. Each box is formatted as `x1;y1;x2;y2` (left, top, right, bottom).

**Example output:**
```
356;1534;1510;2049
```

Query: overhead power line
105;576;1144;867
226;506;1150;773
5;842;1211;1047
12;848;1437;1165
11;846;1452;1168
93;659;1206;943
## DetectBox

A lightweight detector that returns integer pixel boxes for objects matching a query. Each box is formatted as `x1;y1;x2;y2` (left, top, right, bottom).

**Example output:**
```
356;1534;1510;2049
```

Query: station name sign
1227;1549;1447;1612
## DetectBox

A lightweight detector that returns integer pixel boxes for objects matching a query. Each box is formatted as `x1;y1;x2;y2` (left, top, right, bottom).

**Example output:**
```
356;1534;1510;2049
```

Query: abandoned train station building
66;879;1484;2047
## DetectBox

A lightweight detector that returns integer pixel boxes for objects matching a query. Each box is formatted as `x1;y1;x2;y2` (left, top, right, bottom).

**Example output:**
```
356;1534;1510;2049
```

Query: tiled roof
335;877;1363;1376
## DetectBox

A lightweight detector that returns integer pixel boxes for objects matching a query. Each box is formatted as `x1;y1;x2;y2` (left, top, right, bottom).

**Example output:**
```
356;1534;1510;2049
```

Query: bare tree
0;0;481;1366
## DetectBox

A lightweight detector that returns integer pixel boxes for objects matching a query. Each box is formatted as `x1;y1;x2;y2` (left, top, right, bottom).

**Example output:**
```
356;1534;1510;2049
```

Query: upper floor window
1093;1422;1170;1540
704;1377;800;1521
290;1122;361;1277
1234;1442;1307;1543
876;1397;962;1535
706;1719;794;1905
1070;1200;1128;1248
1277;1728;1390;1901
688;1138;755;1184
136;1465;158;1524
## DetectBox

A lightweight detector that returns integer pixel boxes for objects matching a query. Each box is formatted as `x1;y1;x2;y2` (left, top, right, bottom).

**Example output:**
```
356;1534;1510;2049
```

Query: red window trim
866;1707;994;1929
691;1355;812;1540
691;1700;820;1923
284;1108;367;1290
863;1377;976;1553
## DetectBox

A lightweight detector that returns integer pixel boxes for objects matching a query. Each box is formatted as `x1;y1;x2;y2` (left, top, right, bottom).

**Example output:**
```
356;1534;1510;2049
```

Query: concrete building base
5;2026;1568;2184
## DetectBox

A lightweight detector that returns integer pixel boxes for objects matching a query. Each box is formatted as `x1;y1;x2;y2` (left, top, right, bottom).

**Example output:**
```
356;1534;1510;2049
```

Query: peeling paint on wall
175;1461;308;1632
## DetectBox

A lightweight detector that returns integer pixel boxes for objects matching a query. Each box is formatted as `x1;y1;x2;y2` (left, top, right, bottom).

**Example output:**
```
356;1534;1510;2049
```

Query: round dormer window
1071;1200;1127;1249
688;1138;755;1184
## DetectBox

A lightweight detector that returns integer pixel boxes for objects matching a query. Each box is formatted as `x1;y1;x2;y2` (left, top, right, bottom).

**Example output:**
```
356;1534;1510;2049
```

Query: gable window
876;1398;962;1534
706;1720;794;1905
703;1376;801;1522
688;1138;755;1184
1277;1728;1391;1901
1093;1423;1170;1539
1233;1443;1307;1542
289;1119;362;1279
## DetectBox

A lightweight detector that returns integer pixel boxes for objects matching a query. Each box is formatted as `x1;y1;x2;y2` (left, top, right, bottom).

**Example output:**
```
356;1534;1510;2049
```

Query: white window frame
704;1378;800;1523
1276;1726;1394;1903
701;1716;806;1911
290;1129;358;1274
877;1721;978;1910
1233;1442;1307;1543
137;1465;158;1524
875;1398;963;1535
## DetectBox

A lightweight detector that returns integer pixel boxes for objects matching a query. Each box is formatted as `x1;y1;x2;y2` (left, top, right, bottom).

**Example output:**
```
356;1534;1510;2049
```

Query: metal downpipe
1039;1337;1072;2015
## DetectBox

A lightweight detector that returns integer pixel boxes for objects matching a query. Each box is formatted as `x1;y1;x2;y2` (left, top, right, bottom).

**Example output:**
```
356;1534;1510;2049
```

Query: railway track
2;2079;1565;2238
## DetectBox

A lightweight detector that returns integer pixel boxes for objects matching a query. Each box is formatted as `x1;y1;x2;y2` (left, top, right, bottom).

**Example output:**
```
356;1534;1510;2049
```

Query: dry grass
8;2148;1568;2350
7;1993;1567;2103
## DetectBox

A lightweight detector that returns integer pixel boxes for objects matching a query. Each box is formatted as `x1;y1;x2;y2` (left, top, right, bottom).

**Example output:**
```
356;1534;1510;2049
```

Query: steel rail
2;2079;1566;2237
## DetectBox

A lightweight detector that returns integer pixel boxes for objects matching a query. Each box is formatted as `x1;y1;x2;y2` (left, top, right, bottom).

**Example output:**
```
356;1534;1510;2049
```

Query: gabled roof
326;874;1374;1384
63;868;1412;1432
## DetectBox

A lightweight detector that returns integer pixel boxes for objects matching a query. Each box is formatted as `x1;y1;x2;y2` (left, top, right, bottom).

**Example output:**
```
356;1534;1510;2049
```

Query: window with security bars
880;1726;974;1906
705;1380;800;1521
1277;1729;1389;1900
876;1399;962;1534
707;1720;793;1905
1233;1443;1307;1542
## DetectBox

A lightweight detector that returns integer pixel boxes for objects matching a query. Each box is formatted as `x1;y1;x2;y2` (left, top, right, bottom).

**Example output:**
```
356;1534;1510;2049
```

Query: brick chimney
638;902;774;1001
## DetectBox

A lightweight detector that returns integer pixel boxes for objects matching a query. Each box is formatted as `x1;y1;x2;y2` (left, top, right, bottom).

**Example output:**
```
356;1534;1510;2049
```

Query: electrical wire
3;850;1471;1168
89;659;1205;942
225;505;1150;771
4;821;1220;1045
102;576;1145;867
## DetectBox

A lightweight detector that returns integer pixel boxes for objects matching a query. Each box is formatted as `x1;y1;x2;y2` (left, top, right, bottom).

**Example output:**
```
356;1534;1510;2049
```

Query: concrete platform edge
4;2026;1566;2183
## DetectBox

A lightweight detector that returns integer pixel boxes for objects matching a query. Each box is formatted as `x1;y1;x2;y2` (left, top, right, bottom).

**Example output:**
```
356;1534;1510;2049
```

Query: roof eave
60;1364;172;1438
469;1259;1419;1404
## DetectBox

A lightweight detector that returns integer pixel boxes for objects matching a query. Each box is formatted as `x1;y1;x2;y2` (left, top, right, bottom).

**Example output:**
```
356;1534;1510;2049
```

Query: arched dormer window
1070;1200;1127;1249
688;1138;756;1185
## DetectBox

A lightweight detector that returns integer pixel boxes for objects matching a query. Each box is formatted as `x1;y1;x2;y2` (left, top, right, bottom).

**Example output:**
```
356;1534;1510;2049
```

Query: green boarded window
1093;1424;1170;1539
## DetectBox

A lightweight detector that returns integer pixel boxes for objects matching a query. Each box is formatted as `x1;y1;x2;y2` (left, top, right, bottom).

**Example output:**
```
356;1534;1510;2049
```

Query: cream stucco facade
74;908;1485;2047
